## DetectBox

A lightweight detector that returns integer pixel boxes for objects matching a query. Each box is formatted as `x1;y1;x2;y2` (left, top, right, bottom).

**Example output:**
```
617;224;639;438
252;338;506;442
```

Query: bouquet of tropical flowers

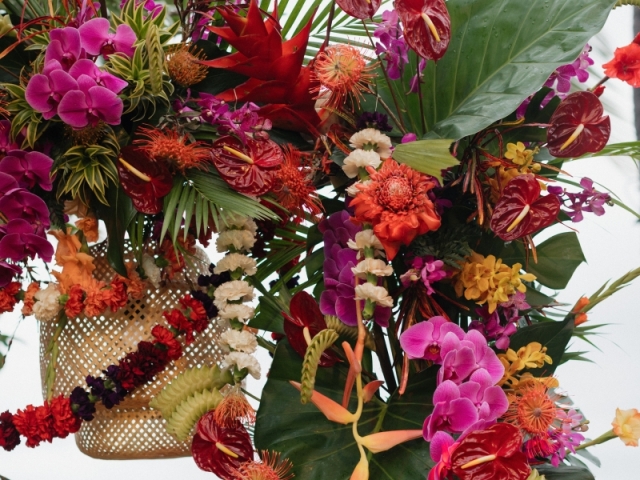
1;0;640;478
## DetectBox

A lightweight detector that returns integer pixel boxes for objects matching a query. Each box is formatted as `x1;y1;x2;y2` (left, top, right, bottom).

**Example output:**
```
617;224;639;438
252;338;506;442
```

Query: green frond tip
300;329;339;405
150;365;233;420
145;24;165;95
165;388;224;441
325;315;376;351
615;0;640;7
584;266;640;313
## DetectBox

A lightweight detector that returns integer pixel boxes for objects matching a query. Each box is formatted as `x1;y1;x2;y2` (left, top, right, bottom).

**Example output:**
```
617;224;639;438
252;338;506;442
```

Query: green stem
575;429;617;450
256;335;276;354
372;323;397;392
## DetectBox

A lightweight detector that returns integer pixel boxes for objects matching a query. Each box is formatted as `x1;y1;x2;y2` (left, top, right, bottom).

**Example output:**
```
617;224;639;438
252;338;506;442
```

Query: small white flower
349;128;392;159
342;149;381;178
348;230;385;258
33;283;63;322
214;280;254;309
142;254;161;288
352;258;393;278
220;214;258;235
216;230;256;253
214;253;257;276
218;329;258;354
346;180;370;198
218;303;255;322
355;283;393;308
223;351;261;379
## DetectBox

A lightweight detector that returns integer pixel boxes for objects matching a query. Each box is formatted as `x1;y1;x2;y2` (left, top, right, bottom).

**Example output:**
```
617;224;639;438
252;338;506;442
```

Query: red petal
489;175;561;241
547;91;611;158
397;0;451;61
191;412;254;477
336;0;382;19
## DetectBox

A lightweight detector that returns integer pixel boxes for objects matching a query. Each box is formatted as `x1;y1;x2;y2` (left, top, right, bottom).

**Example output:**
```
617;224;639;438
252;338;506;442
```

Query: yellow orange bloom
49;228;82;266
53;252;98;293
75;215;99;243
612;408;640;447
166;43;208;88
505;142;541;173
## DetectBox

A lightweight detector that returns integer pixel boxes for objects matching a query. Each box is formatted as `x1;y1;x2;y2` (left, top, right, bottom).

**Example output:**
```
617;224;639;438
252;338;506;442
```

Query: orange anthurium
359;429;423;453
289;381;355;424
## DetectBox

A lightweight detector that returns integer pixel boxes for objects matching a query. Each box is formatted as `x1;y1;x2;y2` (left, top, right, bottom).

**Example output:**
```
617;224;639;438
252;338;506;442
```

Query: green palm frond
112;0;180;45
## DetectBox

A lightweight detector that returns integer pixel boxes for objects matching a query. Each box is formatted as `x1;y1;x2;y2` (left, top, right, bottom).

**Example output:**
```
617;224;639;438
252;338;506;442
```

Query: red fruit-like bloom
351;159;441;260
396;0;451;61
0;411;21;451
603;41;640;87
164;308;194;344
336;0;381;19
115;341;169;390
49;395;82;438
12;404;53;448
151;325;183;361
64;284;85;318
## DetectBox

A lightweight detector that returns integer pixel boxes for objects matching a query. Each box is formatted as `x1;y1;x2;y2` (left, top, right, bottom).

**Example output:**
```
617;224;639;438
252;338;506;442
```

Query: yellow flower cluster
497;342;553;387
505;142;541;173
454;251;536;313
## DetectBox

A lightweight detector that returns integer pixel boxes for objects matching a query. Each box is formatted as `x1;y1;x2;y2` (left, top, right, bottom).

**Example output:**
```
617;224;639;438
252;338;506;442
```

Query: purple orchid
412;256;447;294
0;121;19;158
399;316;464;363
549;429;585;467
374;10;409;81
0;262;22;288
57;75;123;128
0;173;18;196
402;132;417;143
25;67;78;120
44;27;83;71
0;150;54;191
73;0;100;27
319;211;391;327
409;58;427;94
79;18;136;58
0;189;51;234
438;330;504;385
557;408;584;433
423;380;479;441
458;369;509;422
0;218;54;262
69;59;128;94
548;177;611;222
469;304;519;350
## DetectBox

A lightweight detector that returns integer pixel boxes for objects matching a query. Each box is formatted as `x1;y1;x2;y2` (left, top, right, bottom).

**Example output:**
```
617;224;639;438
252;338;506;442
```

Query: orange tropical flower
53;252;98;292
83;281;109;318
232;450;294;480
49;228;82;266
612;408;640;447
504;382;557;436
123;262;146;299
350;159;441;260
603;41;640;87
289;381;355;424
21;282;40;316
134;126;210;172
75;215;99;243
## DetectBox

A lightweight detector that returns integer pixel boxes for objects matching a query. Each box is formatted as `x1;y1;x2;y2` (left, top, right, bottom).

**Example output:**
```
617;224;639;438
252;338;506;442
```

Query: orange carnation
350;159;441;260
21;282;40;316
123;262;146;300
75;215;99;243
105;277;128;312
64;284;85;319
83;282;109;317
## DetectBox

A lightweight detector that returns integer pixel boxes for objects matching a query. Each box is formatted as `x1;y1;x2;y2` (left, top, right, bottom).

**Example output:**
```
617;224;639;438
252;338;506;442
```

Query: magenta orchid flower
423;380;479;441
25;68;78;120
0;189;51;234
458;369;509;422
0;219;54;262
69;59;128;93
44;27;83;70
0;150;54;191
79;18;136;58
399;316;464;363
0;173;18;195
0;261;22;288
0;121;19;158
57;75;123;128
438;330;504;385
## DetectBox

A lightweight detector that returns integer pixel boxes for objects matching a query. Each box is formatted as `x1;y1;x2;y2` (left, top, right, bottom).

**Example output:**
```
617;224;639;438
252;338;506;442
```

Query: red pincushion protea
451;423;530;480
489;174;561;242
336;0;382;20
351;159;441;261
546;91;611;158
396;0;451;61
210;136;284;196
272;146;323;220
192;411;254;478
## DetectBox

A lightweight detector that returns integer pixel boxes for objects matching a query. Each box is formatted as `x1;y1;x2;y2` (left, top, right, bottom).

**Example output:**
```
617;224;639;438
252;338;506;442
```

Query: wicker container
39;242;224;460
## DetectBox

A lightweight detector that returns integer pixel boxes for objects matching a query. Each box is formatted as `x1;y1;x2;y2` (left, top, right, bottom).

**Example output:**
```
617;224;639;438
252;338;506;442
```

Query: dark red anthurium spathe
117;146;173;214
490;175;561;242
283;291;339;367
336;0;382;19
396;0;451;61
191;411;254;478
210;136;284;197
451;423;530;480
547;91;611;158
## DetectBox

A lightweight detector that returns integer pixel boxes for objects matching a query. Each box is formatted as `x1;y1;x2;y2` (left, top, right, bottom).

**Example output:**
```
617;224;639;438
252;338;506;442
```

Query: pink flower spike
289;381;355;424
360;429;423;453
429;432;457;480
362;380;385;403
79;18;136;58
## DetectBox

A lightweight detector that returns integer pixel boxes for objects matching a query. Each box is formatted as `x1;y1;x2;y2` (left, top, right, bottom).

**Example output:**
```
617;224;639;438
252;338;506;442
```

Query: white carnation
349;128;392;159
216;230;256;253
220;214;258;235
342;149;381;178
223;351;261;379
352;258;393;278
348;230;385;258
142;254;161;288
214;253;257;276
218;329;258;354
214;280;254;309
33;283;63;322
218;303;255;322
355;283;393;308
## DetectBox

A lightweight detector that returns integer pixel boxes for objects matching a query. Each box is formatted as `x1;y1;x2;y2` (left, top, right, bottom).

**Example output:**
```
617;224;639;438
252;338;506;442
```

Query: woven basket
38;242;224;460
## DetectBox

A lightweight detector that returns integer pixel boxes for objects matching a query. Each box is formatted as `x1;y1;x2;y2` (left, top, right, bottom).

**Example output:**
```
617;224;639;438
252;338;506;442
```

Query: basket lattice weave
38;242;224;460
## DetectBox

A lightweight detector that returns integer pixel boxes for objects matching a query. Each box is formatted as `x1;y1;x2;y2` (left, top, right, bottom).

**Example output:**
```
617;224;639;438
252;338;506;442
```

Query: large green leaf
96;184;136;276
536;464;595;480
392;139;458;183
254;342;435;479
377;0;616;139
500;232;585;289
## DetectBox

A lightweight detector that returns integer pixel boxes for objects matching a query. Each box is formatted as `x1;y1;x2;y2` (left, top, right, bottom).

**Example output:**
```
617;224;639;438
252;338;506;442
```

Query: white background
1;6;640;480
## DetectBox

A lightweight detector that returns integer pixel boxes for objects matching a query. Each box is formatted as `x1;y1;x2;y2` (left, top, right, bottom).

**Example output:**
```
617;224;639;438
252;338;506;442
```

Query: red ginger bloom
0;411;21;451
603;34;640;87
351;159;441;260
273;146;323;220
152;325;182;361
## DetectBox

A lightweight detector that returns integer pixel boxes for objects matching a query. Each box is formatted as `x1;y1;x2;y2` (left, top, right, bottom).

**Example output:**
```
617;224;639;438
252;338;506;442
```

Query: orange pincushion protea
350;159;440;260
272;146;323;220
232;451;294;480
134;126;210;172
504;382;557;436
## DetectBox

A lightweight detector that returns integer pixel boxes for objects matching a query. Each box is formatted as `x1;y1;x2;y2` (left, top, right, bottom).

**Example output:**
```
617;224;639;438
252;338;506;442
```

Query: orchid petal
78;18;110;55
57;90;89;128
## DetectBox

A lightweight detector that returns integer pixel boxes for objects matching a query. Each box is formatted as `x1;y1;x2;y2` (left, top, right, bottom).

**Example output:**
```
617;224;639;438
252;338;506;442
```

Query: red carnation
152;325;183;361
0;411;21;451
164;308;195;344
116;341;169;390
105;276;129;312
179;295;209;333
0;281;21;314
64;284;85;319
49;396;81;438
13;404;53;448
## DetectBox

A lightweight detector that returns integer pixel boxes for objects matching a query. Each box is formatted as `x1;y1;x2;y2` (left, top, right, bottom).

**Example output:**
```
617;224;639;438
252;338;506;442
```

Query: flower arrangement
0;0;640;479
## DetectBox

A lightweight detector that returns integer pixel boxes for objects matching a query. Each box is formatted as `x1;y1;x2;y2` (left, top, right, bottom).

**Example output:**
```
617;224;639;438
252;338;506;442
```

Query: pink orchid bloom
429;431;458;480
0;150;53;191
438;330;504;385
79;18;136;58
458;369;509;422
0;218;53;262
69;59;128;94
423;380;479;441
0;188;50;234
0;121;19;158
57;75;123;128
25;68;78;120
44;27;83;70
400;316;465;363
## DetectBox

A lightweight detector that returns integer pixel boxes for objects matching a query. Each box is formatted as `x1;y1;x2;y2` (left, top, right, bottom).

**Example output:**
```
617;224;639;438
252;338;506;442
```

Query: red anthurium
191;411;254;478
396;0;451;61
210;136;284;196
117;146;173;214
451;423;530;480
490;175;561;241
283;291;339;367
547;91;611;158
336;0;382;19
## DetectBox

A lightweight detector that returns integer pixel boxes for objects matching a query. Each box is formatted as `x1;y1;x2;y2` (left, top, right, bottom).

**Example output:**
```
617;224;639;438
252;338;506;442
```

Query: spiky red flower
272;146;323;220
134;126;210;172
232;451;294;480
